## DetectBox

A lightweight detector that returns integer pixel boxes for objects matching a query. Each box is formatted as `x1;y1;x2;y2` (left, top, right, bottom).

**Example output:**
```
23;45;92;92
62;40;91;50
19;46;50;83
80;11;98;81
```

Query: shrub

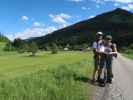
129;44;133;49
17;43;29;53
3;42;15;51
28;42;38;56
51;43;58;54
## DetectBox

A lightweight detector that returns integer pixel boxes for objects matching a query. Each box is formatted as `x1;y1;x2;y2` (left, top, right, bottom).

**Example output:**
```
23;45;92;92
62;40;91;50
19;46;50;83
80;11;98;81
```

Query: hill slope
29;8;133;49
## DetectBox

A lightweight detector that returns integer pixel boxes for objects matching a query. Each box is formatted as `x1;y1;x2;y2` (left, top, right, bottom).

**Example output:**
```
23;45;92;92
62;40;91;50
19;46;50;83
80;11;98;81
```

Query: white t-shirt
104;43;116;54
104;46;112;54
92;40;104;52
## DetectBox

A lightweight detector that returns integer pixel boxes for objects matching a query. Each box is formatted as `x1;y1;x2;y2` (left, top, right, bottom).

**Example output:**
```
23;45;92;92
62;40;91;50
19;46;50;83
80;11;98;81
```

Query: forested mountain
28;8;133;49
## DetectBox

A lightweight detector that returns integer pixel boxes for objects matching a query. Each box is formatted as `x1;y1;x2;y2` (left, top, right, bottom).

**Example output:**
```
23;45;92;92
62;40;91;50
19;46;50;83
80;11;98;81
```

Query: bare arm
111;43;118;57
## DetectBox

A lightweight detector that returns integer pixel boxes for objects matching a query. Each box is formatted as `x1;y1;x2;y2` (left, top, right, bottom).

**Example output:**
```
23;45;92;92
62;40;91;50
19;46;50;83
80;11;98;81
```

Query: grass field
0;44;94;100
122;49;133;59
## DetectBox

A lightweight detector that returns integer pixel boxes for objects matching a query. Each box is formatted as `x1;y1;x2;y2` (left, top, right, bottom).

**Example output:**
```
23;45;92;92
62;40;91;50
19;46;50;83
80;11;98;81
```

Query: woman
98;35;117;86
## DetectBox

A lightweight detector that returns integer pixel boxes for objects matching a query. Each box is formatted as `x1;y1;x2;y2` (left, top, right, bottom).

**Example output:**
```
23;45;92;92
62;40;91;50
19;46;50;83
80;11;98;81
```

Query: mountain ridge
29;8;133;49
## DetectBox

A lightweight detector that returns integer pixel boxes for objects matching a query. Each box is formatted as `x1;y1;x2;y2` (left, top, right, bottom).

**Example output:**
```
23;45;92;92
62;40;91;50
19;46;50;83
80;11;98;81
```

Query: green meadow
124;52;133;59
122;49;133;59
0;43;94;100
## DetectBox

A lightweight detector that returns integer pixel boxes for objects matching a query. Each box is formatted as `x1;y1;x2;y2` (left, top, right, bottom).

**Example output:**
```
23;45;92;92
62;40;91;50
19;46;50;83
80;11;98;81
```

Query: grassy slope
122;49;133;59
0;49;94;100
124;54;133;59
0;51;93;78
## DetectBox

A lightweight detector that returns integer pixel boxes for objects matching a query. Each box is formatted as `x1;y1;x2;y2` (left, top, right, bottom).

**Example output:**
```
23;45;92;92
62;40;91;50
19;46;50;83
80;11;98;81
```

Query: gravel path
93;54;133;100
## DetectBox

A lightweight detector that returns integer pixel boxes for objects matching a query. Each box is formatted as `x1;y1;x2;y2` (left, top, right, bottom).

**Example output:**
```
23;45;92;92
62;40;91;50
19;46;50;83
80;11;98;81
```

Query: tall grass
0;60;93;100
0;51;92;78
0;47;94;100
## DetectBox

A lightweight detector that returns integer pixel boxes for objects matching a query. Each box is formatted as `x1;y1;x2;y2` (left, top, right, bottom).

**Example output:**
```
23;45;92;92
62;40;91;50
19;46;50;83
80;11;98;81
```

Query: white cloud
121;6;129;10
44;26;57;33
7;22;71;40
114;3;120;7
89;15;95;19
91;0;105;4
33;22;41;26
92;0;133;4
121;4;133;10
21;16;29;21
6;34;15;41
7;13;72;40
128;4;133;9
58;23;70;29
113;0;133;3
7;12;73;40
7;25;57;40
69;0;84;2
15;27;45;39
81;6;91;10
49;13;71;24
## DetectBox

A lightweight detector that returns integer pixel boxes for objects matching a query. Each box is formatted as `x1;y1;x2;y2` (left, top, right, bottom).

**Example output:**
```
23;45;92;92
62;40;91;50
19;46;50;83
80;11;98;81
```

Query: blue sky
0;0;133;40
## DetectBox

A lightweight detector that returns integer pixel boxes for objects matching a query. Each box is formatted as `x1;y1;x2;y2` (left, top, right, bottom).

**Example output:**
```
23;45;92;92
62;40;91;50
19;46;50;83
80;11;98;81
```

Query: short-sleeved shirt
104;43;116;54
92;40;104;52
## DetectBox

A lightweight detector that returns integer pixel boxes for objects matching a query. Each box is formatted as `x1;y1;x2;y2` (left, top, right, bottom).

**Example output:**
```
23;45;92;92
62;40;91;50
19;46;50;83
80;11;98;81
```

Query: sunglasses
106;38;112;40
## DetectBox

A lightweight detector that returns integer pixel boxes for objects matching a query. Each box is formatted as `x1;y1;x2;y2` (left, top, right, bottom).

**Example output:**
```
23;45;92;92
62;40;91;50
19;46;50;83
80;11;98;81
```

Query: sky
0;0;133;40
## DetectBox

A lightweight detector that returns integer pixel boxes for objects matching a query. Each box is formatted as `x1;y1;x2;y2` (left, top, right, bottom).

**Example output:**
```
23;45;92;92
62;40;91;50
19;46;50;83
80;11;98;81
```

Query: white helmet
96;32;103;35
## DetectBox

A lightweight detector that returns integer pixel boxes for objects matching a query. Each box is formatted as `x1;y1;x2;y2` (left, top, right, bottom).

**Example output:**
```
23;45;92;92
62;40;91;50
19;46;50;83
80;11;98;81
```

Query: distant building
64;47;69;51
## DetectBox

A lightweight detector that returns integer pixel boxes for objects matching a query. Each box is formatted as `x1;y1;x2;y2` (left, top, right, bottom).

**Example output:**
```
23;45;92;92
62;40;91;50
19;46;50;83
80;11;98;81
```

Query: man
98;35;117;86
92;32;104;83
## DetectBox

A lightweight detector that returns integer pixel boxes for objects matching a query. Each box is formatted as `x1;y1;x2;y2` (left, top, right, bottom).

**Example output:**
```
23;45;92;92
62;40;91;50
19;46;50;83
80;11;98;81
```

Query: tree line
0;33;9;42
3;38;60;56
3;37;91;56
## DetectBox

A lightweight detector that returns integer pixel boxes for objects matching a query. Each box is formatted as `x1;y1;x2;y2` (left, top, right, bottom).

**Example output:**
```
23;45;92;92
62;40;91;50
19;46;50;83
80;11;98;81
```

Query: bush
129;44;133;49
28;42;38;56
13;40;39;56
51;43;58;54
3;42;15;51
45;44;51;51
12;38;25;49
17;43;29;54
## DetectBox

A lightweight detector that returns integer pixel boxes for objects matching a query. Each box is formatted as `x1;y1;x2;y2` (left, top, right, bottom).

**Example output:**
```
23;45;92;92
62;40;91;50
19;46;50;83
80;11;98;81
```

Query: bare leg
92;56;99;81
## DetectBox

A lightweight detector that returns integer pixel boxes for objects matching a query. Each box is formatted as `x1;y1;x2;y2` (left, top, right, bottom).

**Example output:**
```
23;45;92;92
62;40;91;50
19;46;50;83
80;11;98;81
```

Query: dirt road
93;54;133;100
